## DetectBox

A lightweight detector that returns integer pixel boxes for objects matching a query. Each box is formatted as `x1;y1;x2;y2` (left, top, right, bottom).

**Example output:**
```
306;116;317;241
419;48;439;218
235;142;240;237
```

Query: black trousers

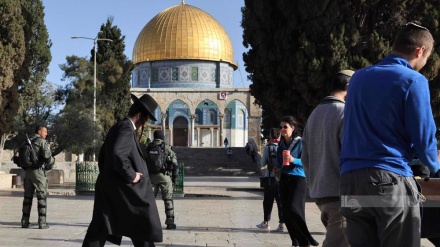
279;173;317;246
262;178;283;223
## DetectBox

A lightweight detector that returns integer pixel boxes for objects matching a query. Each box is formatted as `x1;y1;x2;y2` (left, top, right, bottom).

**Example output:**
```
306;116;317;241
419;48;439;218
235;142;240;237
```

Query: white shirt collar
129;118;136;131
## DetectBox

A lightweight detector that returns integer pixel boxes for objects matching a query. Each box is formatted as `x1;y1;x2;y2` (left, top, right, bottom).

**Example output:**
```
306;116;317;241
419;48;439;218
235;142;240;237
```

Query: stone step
174;147;259;176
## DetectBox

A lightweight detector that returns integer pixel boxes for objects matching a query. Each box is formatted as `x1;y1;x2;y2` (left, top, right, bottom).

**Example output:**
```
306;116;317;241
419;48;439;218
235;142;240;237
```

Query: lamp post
71;34;112;164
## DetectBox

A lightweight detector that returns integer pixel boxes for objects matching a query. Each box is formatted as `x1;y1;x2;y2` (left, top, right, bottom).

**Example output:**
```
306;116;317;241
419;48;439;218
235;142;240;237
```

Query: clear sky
41;0;251;89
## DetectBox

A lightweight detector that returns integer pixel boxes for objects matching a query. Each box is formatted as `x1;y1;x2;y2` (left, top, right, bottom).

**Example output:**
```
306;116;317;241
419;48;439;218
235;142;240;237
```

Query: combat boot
38;216;49;229
165;217;176;230
37;193;49;229
21;217;31;228
21;194;33;228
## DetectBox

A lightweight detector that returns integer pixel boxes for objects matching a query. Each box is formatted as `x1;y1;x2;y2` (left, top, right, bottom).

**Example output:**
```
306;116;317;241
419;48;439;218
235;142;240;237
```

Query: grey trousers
317;201;349;247
340;168;421;247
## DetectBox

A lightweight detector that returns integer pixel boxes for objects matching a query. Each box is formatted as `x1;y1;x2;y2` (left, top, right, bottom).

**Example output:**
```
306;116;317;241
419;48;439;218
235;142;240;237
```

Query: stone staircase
173;147;260;176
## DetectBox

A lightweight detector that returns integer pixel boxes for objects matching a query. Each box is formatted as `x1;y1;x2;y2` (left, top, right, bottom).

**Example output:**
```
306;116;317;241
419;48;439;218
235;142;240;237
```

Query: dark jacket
89;118;162;244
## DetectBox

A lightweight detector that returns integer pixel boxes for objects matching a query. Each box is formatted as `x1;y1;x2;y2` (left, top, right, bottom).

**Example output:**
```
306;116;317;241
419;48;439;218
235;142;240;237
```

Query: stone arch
131;89;262;148
173;116;189;146
222;99;248;147
195;99;220;125
166;99;190;146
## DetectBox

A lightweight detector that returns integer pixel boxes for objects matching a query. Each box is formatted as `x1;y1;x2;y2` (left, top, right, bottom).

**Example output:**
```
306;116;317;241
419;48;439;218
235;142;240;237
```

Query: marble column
197;128;201;147
218;114;224;147
210;127;214;147
190;114;196;147
161;112;168;142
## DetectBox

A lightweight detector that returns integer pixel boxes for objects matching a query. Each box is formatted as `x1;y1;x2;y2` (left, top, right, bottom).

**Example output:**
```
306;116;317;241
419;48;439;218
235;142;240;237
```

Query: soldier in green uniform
143;130;178;230
21;124;54;229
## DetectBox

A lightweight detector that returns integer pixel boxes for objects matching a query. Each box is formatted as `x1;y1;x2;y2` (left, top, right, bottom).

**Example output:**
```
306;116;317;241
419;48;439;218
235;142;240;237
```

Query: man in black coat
82;94;162;247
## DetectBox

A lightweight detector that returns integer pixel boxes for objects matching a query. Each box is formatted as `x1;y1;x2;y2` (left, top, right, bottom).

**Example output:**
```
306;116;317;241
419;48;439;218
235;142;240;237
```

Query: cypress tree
0;0;25;142
242;0;440;130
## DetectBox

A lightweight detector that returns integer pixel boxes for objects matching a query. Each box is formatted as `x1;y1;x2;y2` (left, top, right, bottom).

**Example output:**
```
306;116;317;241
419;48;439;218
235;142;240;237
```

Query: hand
284;153;293;162
133;172;143;183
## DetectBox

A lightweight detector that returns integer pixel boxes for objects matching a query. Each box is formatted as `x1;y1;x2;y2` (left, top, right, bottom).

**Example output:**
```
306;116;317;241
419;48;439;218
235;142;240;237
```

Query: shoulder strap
287;136;300;151
266;145;272;163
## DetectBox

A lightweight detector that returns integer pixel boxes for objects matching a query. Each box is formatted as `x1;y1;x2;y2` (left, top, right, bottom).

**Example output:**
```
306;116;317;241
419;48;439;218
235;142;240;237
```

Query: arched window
224;109;231;128
209;109;217;124
195;109;203;124
238;109;245;128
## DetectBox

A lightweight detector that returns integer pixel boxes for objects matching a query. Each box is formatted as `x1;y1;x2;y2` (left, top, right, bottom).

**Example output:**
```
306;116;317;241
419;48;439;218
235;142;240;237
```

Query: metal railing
75;161;99;193
173;162;185;197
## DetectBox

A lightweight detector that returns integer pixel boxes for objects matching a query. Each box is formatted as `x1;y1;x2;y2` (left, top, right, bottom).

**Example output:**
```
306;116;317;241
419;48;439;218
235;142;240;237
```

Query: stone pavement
0;176;434;247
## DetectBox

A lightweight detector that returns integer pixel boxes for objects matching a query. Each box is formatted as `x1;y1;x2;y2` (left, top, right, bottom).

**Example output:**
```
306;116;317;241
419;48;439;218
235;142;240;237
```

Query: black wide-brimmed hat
130;94;158;121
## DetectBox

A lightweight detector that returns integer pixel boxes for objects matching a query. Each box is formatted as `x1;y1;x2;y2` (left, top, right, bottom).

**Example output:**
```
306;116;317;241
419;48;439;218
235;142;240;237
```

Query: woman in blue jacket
277;116;318;247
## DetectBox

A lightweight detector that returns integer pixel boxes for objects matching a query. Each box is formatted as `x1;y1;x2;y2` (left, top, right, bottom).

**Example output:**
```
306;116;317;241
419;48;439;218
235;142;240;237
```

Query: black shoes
166;223;176;230
21;217;31;228
21;222;31;228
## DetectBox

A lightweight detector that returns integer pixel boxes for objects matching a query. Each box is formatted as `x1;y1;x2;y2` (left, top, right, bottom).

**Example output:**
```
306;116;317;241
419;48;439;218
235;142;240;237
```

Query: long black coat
88;118;162;244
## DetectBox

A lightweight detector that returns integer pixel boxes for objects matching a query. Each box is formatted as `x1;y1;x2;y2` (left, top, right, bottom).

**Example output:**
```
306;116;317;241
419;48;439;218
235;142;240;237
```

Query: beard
134;116;147;128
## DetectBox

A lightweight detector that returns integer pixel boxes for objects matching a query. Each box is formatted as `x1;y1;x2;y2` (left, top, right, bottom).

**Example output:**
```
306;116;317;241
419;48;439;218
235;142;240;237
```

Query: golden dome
133;3;237;68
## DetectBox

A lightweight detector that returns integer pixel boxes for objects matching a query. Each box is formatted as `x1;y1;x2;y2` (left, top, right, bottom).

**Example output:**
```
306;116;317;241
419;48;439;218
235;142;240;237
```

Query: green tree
56;17;133;160
55;55;97;157
242;0;440;130
51;104;96;156
93;17;133;140
17;0;52;121
1;0;53;152
0;0;25;151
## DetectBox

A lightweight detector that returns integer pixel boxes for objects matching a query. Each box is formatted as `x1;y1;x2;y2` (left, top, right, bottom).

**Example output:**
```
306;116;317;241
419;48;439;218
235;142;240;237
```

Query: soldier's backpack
266;142;278;172
16;135;38;169
145;143;166;173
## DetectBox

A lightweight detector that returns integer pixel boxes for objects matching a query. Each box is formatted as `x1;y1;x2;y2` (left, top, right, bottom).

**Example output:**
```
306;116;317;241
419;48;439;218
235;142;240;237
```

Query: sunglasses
405;22;430;33
279;125;289;129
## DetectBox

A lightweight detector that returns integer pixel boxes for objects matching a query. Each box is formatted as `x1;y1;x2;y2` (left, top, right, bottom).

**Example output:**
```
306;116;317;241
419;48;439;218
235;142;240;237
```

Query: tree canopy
1;0;53;152
242;0;440;132
94;17;132;139
0;0;25;139
55;17;132;159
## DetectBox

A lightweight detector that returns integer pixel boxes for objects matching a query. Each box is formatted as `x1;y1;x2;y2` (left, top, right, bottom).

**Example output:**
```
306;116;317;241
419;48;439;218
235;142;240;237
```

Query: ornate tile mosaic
159;67;171;82
180;67;189;81
140;69;149;84
191;67;198;81
221;70;228;83
151;68;158;82
172;67;179;81
211;69;216;81
200;67;210;82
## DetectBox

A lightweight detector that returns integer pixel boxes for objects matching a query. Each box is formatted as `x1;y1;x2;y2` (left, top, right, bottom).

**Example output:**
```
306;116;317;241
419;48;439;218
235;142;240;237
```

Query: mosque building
130;1;262;148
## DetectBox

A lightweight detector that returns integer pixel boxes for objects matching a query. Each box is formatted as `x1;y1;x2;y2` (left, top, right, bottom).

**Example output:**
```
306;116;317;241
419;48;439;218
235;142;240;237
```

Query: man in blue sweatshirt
340;22;439;247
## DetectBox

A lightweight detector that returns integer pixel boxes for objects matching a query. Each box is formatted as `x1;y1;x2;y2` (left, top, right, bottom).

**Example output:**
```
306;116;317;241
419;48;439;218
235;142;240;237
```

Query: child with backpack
256;128;284;231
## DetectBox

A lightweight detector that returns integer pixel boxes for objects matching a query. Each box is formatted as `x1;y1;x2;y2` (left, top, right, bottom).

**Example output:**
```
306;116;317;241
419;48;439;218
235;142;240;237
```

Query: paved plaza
0;176;435;247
